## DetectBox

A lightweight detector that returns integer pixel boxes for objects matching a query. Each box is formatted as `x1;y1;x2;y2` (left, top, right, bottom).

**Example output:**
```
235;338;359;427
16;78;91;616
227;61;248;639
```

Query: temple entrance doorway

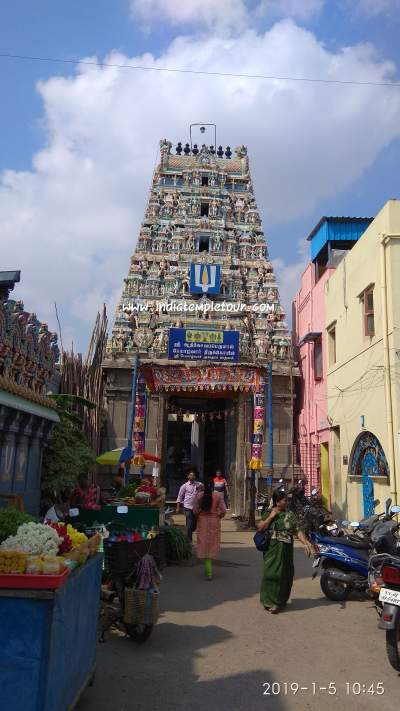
164;395;237;498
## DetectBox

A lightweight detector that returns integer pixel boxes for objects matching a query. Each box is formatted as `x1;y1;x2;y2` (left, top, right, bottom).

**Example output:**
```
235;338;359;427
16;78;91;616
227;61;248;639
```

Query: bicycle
89;522;164;643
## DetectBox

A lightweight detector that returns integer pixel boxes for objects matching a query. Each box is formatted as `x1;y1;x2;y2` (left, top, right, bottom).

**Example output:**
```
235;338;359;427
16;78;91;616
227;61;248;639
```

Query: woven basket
103;534;166;578
124;587;159;625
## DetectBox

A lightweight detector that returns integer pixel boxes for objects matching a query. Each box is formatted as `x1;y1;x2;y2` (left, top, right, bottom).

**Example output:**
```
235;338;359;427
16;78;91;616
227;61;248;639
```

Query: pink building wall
292;264;335;494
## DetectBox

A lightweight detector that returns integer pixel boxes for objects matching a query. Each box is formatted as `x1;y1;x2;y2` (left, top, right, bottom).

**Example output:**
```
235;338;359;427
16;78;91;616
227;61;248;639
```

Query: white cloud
130;0;325;29
130;0;249;29
1;20;400;349
351;0;400;17
256;0;325;21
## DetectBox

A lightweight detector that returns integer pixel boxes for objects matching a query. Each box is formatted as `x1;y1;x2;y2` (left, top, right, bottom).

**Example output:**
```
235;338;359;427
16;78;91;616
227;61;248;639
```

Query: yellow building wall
324;200;400;520
320;442;330;509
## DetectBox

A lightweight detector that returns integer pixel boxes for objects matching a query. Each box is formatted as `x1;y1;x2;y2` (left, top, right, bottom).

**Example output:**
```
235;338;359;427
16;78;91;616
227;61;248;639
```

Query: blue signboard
168;328;239;362
190;263;221;294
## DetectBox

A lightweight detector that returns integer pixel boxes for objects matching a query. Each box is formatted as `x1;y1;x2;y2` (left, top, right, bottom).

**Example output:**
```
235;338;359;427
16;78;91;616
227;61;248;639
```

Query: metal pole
290;345;295;486
268;361;273;473
125;355;139;486
380;235;398;504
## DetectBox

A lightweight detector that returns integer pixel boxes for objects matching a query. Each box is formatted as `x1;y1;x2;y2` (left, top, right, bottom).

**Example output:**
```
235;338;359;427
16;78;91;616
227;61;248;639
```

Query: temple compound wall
0;272;60;514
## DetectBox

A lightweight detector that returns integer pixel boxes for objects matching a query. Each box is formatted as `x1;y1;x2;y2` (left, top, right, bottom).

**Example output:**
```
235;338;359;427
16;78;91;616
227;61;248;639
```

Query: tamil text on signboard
168;328;239;362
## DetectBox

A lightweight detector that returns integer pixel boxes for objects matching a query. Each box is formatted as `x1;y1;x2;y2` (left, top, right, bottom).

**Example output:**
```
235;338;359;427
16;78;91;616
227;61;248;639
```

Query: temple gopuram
103;132;296;517
0;271;60;513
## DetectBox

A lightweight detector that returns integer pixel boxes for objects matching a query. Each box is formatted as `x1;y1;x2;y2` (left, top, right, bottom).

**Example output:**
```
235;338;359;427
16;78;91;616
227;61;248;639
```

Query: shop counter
0;553;102;711
73;504;163;528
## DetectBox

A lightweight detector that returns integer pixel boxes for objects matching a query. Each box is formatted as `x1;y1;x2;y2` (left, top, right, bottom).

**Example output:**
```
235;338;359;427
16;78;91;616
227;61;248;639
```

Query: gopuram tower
103;132;296;517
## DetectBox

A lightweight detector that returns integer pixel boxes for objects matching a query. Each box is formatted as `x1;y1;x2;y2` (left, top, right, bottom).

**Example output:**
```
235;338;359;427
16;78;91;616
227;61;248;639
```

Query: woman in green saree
259;489;314;614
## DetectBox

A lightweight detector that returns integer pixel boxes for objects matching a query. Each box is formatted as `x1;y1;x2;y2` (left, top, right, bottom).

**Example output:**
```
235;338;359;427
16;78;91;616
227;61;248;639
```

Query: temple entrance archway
165;395;236;497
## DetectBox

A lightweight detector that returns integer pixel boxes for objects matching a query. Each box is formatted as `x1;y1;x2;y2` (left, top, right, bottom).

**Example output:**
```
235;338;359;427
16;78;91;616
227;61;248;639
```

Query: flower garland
46;522;73;554
0;522;62;557
249;372;266;470
133;372;147;467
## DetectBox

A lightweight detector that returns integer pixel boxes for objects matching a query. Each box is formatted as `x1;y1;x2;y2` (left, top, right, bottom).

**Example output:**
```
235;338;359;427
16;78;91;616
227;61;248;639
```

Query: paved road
78;518;399;711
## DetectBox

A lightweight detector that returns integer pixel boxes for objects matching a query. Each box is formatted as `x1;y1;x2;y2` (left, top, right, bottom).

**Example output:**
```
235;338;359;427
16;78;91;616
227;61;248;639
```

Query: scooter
376;553;400;671
311;499;399;602
367;503;400;671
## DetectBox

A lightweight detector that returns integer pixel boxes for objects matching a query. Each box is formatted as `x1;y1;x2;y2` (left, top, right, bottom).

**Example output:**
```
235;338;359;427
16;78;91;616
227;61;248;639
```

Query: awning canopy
298;331;322;346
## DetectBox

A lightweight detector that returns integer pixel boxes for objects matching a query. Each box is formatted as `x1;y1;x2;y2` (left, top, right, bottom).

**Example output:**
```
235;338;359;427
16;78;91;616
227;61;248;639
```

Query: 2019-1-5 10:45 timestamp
262;682;385;696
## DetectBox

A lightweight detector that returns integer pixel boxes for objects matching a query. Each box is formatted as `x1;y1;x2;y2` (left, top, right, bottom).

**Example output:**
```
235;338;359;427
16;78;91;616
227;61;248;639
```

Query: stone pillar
25;418;53;515
145;393;165;480
0;431;16;493
232;394;252;517
13;413;32;495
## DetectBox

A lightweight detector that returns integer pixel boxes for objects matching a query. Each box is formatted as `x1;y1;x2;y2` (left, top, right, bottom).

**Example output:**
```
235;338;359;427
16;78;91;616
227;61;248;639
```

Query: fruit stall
0;513;102;711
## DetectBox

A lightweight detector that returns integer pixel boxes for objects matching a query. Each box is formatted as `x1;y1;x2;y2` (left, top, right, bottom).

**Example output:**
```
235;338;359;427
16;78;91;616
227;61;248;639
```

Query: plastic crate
0;568;70;590
103;533;166;578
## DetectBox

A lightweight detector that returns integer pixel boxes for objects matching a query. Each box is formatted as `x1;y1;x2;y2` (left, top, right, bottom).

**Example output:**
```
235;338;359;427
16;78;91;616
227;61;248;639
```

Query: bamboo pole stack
59;305;108;455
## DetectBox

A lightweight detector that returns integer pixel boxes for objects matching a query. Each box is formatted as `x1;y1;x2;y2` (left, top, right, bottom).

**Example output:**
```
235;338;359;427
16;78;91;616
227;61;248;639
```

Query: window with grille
327;326;336;365
314;337;323;380
363;287;375;336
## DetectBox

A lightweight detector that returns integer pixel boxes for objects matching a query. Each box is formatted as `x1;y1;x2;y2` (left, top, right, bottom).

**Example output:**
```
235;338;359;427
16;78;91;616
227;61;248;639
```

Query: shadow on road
78;622;287;711
162;546;261;612
288;597;339;612
162;544;319;614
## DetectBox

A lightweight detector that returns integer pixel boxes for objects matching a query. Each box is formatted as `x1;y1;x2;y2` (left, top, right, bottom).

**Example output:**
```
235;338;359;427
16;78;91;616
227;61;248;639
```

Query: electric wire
0;52;400;89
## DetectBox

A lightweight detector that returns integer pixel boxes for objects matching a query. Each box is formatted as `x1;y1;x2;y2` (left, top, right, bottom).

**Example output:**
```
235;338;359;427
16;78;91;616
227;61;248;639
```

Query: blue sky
1;0;400;350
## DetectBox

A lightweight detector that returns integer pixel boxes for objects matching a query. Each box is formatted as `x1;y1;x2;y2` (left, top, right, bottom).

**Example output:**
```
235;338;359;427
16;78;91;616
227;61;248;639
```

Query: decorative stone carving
133;328;155;349
110;136;290;363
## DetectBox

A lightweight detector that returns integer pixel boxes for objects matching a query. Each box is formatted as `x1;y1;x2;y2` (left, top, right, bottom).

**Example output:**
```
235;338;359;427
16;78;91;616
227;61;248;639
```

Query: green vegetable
0;508;38;544
161;526;193;561
118;484;137;498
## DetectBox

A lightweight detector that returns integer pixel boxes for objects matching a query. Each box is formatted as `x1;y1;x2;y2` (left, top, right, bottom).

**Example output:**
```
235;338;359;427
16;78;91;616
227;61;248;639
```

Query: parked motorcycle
366;503;400;671
376;554;400;671
311;498;400;602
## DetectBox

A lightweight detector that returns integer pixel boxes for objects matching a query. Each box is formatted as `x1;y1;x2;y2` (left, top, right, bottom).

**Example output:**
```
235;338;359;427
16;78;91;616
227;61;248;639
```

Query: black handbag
253;525;273;553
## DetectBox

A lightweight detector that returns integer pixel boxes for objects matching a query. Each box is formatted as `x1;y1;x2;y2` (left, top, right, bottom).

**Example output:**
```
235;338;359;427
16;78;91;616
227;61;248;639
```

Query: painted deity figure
191;198;199;216
213;231;223;252
241;333;251;356
209;200;219;218
186;232;195;250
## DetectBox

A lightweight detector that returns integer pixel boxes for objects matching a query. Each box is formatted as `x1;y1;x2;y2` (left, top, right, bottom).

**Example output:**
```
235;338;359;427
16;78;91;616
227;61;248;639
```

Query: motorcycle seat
340;536;370;550
317;534;370;550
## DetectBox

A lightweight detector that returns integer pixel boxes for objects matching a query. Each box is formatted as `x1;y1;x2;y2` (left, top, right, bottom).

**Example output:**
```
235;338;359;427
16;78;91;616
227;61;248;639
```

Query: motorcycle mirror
373;498;380;507
385;498;392;516
390;505;400;514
